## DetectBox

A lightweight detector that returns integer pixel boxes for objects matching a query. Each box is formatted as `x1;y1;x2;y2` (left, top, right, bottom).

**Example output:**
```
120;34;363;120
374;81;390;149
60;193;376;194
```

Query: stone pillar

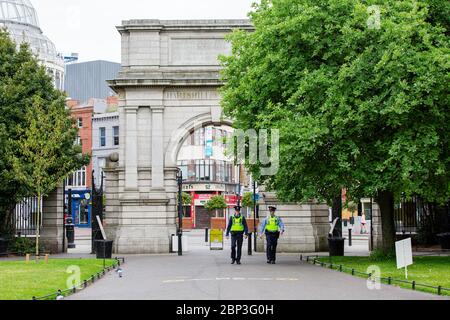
151;106;165;189
125;106;138;190
370;201;383;251
41;185;65;254
103;153;120;249
258;192;329;253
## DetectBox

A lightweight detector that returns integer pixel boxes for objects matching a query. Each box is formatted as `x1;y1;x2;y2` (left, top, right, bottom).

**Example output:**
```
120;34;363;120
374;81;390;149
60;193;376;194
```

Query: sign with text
396;238;413;278
210;229;224;251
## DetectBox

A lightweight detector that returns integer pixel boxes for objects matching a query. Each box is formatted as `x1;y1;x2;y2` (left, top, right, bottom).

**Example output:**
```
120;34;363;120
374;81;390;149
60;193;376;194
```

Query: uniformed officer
259;206;285;264
226;205;249;265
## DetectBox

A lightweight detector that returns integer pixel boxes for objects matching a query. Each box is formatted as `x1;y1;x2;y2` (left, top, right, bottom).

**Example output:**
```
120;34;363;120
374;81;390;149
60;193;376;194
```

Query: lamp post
253;180;257;252
177;169;183;256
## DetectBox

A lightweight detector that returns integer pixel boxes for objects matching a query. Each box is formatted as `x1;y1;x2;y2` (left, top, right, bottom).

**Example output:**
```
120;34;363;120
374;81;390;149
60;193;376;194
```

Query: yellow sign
210;229;224;251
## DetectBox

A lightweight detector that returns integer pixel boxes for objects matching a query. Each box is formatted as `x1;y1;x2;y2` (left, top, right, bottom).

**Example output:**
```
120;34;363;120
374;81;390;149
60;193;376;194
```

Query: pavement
66;230;449;301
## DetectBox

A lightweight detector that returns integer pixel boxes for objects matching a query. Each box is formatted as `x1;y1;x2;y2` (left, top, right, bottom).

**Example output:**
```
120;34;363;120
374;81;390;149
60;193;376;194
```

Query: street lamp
177;169;183;256
253;180;257;251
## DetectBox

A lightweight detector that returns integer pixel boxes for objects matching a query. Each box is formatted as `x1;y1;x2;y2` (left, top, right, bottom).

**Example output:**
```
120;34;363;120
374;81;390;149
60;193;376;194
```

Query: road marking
163;277;300;283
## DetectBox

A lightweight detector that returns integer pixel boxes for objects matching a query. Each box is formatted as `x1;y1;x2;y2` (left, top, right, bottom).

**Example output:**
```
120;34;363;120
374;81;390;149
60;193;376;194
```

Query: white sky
32;0;255;63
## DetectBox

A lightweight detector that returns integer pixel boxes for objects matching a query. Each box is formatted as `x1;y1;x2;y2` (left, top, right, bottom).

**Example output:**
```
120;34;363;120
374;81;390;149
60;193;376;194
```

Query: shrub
8;237;43;256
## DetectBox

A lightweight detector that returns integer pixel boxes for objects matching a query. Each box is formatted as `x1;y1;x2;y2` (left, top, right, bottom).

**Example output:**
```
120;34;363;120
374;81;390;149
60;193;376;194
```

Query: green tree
205;196;228;218
177;192;193;217
0;30;88;242
221;0;449;252
242;192;255;210
9;97;89;257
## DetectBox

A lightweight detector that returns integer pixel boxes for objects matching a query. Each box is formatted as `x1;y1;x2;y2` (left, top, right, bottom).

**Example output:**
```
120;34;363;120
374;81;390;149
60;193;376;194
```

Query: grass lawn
0;258;116;300
317;256;450;296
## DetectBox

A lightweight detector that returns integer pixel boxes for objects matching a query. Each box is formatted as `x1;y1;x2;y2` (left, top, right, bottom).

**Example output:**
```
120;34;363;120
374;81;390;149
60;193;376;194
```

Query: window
113;126;120;146
75;136;81;146
66;167;86;187
77;118;83;128
100;127;106;147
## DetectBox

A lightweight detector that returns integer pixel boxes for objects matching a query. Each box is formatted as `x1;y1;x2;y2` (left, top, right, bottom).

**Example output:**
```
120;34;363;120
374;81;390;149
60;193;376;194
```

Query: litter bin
95;240;113;259
328;237;345;257
437;233;450;250
65;218;76;249
0;238;9;256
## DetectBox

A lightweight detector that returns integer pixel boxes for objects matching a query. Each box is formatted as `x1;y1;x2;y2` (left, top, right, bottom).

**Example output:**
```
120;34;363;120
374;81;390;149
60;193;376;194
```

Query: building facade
92;97;120;189
178;124;244;230
105;19;330;254
64;60;121;104
66;100;93;228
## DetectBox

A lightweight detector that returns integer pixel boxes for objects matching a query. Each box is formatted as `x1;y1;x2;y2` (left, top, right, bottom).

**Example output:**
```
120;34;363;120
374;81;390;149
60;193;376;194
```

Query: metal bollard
248;233;253;256
348;228;352;247
205;228;209;243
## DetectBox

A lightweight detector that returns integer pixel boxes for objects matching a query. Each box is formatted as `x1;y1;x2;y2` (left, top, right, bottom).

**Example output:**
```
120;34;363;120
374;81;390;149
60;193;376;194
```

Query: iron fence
12;196;42;237
32;257;125;300
394;197;450;235
301;255;450;296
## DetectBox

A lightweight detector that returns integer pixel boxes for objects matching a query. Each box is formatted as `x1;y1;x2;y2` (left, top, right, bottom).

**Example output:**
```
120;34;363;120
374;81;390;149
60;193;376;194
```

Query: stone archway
104;19;330;254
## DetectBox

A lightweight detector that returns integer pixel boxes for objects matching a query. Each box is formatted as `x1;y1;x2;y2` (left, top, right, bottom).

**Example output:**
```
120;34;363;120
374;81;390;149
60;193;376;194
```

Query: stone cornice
108;78;223;90
117;19;253;33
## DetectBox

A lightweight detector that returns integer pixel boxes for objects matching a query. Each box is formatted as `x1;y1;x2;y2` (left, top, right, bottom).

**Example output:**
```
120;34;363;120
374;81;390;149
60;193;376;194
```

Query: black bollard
205;228;209;243
248;233;253;256
348;228;352;247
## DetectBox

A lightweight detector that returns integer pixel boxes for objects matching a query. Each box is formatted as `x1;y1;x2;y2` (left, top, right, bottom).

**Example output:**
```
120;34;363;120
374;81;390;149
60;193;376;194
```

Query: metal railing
32;257;125;300
300;255;450;296
13;196;42;237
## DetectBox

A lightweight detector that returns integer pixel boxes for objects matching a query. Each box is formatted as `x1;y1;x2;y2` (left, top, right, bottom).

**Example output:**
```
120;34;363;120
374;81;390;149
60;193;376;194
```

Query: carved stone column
125;106;138;191
151;106;165;190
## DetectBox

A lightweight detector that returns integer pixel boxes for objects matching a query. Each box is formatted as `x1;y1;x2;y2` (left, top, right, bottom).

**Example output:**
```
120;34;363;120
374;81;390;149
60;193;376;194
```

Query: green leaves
0;30;89;234
221;0;450;204
204;196;228;212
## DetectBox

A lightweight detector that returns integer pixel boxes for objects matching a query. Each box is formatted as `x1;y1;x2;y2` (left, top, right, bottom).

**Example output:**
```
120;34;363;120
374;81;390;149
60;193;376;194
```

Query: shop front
183;192;239;230
66;190;92;228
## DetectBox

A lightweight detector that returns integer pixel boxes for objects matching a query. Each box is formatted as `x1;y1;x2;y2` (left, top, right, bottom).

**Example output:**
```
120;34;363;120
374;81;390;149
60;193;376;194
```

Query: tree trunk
376;190;396;253
332;193;343;238
36;193;41;260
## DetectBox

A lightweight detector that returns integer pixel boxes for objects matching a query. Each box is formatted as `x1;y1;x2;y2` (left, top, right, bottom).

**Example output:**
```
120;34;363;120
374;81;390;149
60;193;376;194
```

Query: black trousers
231;232;244;262
266;232;280;262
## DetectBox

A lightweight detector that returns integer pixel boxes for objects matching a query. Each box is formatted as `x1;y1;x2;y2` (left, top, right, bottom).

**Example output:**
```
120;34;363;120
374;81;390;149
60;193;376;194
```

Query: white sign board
396;238;413;278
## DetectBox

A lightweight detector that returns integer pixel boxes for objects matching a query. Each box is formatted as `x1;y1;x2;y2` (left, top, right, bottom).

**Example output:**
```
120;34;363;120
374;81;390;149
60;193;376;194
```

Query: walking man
226;206;249;265
259;206;285;264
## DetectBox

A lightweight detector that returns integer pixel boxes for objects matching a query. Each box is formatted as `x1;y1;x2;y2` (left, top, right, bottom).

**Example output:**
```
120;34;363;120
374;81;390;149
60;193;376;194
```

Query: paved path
68;243;448;300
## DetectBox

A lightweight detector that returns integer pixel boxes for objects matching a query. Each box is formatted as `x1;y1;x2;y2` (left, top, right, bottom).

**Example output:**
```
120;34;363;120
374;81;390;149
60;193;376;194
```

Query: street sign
396;238;413;279
210;229;224;251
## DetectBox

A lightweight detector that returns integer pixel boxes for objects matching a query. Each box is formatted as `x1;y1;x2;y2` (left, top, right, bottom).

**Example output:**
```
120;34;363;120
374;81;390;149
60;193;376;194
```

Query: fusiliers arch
105;19;331;254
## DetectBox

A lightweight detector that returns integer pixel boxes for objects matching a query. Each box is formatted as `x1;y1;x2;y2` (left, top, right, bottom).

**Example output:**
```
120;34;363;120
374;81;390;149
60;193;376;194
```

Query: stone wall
40;185;65;254
257;192;329;253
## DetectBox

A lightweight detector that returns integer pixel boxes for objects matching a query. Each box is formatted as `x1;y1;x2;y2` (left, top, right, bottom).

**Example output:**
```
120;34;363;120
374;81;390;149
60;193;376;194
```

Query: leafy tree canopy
221;0;450;205
0;29;88;235
205;196;228;212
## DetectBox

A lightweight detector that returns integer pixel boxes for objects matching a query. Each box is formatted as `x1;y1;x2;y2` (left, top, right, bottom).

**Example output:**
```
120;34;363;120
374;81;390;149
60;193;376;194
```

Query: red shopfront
183;193;239;230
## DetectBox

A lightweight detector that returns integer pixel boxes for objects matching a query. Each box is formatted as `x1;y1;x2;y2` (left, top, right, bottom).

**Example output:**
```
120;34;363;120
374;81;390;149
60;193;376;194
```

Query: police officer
226;205;249;265
259;206;285;264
